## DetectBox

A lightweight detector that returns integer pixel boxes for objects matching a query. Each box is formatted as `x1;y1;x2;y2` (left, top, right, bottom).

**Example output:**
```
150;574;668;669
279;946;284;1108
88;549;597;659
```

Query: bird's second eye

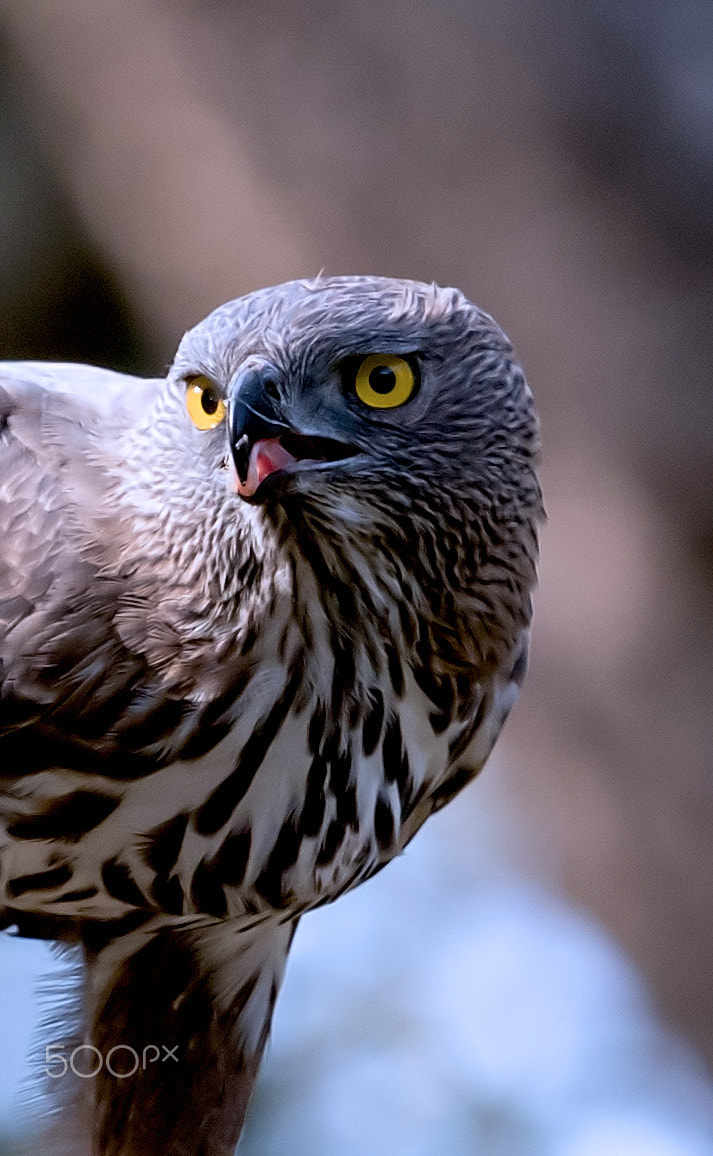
353;354;418;409
185;376;226;430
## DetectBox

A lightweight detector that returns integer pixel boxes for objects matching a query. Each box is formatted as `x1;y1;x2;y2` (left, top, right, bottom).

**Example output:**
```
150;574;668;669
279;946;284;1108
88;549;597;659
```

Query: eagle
0;276;541;1155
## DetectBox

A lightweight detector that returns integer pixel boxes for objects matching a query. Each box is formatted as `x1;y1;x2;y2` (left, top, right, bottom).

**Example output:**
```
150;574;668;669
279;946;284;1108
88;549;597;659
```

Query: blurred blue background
1;1;712;1152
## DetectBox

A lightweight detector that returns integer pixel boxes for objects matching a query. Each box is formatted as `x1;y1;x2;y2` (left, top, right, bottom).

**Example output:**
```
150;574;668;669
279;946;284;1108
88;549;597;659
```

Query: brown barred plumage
0;276;542;1154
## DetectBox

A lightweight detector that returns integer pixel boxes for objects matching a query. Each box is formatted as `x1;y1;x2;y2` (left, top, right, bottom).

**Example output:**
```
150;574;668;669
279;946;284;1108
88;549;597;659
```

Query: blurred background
0;0;712;1152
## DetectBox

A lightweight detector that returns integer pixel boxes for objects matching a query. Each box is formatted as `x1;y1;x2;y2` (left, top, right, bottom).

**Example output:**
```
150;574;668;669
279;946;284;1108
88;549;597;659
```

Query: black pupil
201;388;219;415
368;365;397;394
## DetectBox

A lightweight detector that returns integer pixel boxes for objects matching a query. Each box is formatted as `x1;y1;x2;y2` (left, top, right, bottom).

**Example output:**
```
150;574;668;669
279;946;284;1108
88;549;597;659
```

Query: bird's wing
0;362;165;773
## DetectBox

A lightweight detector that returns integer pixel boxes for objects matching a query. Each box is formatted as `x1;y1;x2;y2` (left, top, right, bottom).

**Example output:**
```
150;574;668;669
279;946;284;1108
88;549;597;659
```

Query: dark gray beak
228;362;287;485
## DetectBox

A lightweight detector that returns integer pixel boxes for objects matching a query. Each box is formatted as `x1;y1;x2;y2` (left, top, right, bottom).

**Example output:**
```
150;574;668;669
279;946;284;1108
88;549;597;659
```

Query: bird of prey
0;276;541;1155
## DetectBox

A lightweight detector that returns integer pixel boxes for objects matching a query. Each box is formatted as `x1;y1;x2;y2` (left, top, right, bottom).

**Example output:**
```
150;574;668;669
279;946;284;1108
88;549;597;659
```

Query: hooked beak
228;360;358;501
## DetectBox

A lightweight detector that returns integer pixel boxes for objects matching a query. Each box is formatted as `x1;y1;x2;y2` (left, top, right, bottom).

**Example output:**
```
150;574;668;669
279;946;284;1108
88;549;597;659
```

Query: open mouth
231;433;358;499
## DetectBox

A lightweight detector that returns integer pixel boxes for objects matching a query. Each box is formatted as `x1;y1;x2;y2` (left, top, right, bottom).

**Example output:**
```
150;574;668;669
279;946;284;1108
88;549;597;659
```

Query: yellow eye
185;376;226;430
354;354;417;409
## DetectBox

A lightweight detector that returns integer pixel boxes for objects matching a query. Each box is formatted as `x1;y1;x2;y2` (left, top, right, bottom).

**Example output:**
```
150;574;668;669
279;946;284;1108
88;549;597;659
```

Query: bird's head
112;274;542;690
169;276;540;540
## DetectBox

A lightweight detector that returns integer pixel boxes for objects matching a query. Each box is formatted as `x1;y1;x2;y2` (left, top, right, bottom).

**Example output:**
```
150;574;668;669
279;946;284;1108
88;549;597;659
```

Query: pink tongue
234;438;297;498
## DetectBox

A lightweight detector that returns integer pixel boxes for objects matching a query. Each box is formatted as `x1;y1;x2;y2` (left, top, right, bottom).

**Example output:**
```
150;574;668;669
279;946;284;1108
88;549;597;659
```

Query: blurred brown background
0;0;711;1079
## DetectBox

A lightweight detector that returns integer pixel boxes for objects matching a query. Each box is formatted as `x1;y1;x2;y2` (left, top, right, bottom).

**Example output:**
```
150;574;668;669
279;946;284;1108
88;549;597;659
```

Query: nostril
264;380;280;401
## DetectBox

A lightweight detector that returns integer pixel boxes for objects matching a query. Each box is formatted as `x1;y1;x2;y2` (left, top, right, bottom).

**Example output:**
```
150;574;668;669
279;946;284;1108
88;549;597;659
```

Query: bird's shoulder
0;359;157;430
0;362;169;763
0;360;163;489
0;358;163;550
